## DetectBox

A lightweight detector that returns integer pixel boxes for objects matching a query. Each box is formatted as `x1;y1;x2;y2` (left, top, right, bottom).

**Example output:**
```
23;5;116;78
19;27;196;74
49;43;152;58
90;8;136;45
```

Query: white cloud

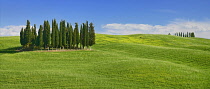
103;23;153;31
0;25;26;36
102;20;210;39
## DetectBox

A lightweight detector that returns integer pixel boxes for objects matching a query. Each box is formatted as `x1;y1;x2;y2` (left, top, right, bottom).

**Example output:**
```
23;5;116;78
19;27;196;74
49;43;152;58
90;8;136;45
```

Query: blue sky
1;0;210;38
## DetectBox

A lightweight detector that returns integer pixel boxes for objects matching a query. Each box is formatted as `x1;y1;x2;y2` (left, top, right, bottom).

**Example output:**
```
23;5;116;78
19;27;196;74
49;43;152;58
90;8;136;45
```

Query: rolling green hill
1;34;210;88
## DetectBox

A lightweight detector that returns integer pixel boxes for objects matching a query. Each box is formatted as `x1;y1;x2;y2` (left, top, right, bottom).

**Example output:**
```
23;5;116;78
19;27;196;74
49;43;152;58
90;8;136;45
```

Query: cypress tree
26;20;31;43
182;32;185;37
24;20;31;47
183;32;185;37
66;23;70;49
43;20;51;49
73;25;76;49
89;22;95;47
23;28;27;45
69;24;73;49
80;24;83;49
181;32;183;37
62;20;66;48
59;21;63;48
31;27;34;45
191;32;195;37
168;33;171;35
189;32;191;37
29;21;32;45
31;24;37;46
191;32;193;37
189;32;192;37
20;28;24;46
66;23;73;49
43;21;47;48
74;23;79;49
51;19;56;48
34;24;37;42
47;21;51;49
82;23;87;49
55;23;59;49
86;21;89;48
37;25;43;48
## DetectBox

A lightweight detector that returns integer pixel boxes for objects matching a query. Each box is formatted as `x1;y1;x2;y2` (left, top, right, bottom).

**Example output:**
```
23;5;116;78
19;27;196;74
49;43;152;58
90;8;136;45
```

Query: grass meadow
0;34;210;88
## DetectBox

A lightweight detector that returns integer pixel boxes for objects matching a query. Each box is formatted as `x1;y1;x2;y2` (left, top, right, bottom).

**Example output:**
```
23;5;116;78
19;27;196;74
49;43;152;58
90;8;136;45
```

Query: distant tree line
20;19;95;50
174;32;195;37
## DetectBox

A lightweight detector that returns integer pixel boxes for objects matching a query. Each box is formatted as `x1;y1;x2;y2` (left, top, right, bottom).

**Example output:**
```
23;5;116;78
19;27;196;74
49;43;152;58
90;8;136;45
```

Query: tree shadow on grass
0;46;23;54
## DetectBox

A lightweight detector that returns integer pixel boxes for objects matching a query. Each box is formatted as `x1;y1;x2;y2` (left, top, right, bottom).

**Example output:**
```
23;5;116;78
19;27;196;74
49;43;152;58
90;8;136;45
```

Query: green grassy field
1;34;210;88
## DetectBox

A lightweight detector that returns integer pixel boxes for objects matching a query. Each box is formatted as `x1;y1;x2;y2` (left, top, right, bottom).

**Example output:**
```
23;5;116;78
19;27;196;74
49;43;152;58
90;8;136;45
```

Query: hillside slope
0;34;210;88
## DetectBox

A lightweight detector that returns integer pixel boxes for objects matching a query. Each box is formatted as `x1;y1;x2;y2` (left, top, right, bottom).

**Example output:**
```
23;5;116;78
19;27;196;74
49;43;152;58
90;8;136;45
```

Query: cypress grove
174;32;195;37
20;19;95;50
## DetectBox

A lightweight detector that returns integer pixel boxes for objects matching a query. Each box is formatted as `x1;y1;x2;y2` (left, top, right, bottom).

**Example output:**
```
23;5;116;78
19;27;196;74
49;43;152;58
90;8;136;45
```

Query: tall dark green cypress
20;28;24;46
181;32;183;37
31;27;34;44
191;32;195;37
74;23;79;48
24;20;31;47
37;25;43;48
183;32;184;37
55;23;59;48
69;24;73;49
66;27;68;48
43;21;47;48
59;21;63;48
183;32;185;37
47;21;51;48
89;22;95;46
66;23;70;48
43;20;51;49
73;25;76;48
51;19;56;48
31;24;37;46
34;24;37;41
23;28;27;45
86;21;89;48
62;20;66;48
82;23;86;48
80;25;83;49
